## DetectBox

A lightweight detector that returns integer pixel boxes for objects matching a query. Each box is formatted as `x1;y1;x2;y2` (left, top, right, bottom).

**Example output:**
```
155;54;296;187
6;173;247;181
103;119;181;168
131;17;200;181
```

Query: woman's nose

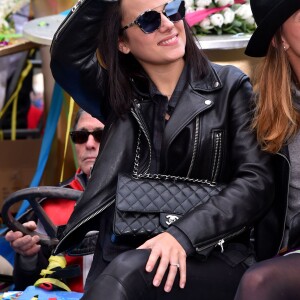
159;13;175;31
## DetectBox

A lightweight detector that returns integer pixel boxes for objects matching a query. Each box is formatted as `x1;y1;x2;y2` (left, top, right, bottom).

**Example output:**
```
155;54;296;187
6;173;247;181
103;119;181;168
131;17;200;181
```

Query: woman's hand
137;232;187;293
5;221;41;256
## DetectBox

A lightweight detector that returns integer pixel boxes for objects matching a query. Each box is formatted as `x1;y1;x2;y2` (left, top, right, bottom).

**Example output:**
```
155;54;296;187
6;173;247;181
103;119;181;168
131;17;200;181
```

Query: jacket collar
163;78;216;151
132;60;224;149
163;62;223;148
131;60;223;98
189;61;223;92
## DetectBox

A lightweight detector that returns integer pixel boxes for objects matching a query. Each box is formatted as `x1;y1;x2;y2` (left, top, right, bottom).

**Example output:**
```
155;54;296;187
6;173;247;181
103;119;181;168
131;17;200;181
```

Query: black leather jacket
50;0;274;261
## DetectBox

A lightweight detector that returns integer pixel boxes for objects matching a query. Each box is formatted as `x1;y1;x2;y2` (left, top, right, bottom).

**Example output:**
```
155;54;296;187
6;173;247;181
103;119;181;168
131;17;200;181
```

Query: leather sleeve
50;0;117;121
168;67;275;255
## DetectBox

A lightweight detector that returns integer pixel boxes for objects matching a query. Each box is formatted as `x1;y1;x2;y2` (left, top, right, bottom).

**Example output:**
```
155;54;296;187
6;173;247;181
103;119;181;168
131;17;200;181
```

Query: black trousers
82;247;250;300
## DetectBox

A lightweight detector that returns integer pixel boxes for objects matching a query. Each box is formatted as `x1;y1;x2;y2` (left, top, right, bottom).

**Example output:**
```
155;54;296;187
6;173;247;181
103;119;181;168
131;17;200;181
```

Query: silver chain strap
132;129;217;187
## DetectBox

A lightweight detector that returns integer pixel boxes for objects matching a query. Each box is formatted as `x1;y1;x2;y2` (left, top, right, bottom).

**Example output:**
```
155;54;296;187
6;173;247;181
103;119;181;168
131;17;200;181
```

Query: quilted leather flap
116;173;225;215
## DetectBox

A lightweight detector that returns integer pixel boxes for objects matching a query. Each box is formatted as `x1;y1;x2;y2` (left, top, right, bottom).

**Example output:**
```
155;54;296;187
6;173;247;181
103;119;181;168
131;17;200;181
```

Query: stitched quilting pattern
114;173;225;237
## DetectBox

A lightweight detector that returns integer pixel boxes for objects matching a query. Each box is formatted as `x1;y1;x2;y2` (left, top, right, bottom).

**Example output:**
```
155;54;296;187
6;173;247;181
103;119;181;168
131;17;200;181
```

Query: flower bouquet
0;0;30;46
185;0;256;36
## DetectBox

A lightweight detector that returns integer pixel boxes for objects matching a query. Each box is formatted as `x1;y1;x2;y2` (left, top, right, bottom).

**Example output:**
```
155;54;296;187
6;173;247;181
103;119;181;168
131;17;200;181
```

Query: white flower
187;0;255;35
222;7;235;24
195;0;212;9
210;13;224;27
245;16;255;25
214;0;234;6
235;4;253;20
186;6;196;13
198;17;213;30
184;0;194;8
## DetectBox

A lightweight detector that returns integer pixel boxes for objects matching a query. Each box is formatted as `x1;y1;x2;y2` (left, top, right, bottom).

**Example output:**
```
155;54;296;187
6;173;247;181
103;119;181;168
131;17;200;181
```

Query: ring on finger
170;263;180;268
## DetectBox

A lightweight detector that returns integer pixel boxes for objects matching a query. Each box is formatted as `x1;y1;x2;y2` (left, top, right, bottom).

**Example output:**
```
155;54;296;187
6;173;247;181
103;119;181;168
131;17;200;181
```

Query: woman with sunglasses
5;109;104;292
50;0;274;299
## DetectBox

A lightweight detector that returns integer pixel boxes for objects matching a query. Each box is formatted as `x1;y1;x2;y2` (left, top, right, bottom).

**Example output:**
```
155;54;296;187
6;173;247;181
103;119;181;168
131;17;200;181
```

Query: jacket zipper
131;104;152;174
71;0;83;12
211;130;223;182
51;0;86;46
54;198;115;254
195;226;246;254
187;116;200;177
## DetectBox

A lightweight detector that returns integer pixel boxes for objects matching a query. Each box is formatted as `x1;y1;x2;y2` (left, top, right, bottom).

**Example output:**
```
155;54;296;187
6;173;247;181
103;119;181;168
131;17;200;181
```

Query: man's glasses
70;130;103;144
121;0;186;34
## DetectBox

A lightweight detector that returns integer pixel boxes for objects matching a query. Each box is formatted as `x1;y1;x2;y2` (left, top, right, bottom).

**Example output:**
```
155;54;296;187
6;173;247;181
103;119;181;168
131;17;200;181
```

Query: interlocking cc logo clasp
166;215;179;225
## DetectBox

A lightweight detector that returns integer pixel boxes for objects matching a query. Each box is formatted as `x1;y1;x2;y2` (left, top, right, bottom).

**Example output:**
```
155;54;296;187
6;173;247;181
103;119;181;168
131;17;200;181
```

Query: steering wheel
1;186;82;247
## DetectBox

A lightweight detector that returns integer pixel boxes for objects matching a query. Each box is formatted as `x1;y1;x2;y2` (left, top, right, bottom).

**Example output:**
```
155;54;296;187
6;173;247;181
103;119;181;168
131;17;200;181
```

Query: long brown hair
252;30;300;153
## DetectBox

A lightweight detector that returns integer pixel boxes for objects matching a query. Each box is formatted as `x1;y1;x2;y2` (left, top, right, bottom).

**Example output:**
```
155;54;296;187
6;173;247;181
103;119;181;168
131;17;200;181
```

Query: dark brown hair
96;1;210;117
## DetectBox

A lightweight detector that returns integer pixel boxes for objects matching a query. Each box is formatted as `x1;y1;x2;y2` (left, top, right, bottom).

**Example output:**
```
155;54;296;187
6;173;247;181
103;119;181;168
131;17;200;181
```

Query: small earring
282;43;287;51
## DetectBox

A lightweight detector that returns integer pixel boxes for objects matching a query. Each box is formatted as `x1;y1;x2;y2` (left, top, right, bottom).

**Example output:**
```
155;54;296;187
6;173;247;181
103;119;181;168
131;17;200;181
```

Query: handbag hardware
113;129;226;237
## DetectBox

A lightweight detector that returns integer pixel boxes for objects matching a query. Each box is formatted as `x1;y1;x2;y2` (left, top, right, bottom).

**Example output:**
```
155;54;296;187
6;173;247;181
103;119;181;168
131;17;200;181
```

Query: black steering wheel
1;186;82;247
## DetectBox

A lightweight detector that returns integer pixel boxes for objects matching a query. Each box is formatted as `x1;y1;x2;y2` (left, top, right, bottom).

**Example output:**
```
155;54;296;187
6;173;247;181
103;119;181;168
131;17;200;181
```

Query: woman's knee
103;249;153;292
83;249;153;300
238;262;276;293
103;249;151;277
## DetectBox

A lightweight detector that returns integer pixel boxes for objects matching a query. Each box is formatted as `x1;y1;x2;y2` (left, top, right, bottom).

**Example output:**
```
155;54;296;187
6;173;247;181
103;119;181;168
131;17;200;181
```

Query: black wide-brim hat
245;0;300;57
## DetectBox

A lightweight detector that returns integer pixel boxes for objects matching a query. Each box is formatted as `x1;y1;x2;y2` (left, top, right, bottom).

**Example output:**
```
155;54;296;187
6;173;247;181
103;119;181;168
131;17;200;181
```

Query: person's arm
5;221;41;257
50;0;117;121
13;250;50;290
5;221;50;290
167;69;274;253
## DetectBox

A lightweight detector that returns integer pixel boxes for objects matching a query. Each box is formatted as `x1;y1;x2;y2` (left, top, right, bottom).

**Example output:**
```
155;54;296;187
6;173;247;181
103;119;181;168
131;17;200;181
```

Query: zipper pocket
211;130;223;182
195;226;247;254
187;116;200;177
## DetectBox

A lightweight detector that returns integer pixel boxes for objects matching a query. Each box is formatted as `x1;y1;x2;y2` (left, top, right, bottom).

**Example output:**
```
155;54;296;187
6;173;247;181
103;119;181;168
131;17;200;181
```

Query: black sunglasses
70;130;103;144
121;0;186;34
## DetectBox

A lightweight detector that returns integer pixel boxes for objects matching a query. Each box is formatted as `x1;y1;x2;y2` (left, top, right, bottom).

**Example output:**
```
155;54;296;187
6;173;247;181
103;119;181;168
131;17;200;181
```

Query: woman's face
281;9;300;67
119;0;186;70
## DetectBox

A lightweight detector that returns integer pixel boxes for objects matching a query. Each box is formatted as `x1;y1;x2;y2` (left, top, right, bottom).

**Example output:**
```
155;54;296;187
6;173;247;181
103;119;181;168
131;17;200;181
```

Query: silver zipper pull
72;0;82;12
216;239;224;253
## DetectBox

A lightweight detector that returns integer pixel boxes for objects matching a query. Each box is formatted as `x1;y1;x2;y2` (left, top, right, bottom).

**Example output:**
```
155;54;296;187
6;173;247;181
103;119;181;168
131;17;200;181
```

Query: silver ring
170;263;180;268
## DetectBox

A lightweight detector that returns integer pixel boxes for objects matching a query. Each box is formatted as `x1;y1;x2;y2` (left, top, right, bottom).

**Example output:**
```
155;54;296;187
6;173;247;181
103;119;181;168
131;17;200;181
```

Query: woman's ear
280;31;290;51
118;38;130;54
271;36;277;48
271;36;289;52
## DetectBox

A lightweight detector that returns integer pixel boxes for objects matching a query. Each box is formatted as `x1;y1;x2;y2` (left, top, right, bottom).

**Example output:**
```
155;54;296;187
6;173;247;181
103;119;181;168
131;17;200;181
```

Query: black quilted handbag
113;131;226;238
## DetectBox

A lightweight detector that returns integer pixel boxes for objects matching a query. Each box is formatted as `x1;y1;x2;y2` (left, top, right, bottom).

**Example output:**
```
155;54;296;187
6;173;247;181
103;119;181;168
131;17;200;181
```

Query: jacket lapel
163;63;222;148
163;87;214;148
